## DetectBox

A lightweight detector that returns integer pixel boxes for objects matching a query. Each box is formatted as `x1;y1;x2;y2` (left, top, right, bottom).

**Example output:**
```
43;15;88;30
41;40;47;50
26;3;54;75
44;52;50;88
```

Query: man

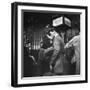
44;28;65;75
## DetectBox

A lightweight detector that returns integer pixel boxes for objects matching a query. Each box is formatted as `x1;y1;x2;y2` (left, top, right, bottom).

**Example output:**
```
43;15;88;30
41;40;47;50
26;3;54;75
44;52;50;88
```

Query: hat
44;24;54;34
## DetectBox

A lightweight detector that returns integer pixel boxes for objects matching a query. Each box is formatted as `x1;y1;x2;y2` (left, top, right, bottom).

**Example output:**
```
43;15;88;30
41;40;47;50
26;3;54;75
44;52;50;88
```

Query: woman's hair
41;35;52;49
46;27;55;36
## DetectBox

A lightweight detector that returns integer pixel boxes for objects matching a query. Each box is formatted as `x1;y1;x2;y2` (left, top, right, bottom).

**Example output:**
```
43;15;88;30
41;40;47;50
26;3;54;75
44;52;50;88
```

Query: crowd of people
23;26;80;77
37;27;80;76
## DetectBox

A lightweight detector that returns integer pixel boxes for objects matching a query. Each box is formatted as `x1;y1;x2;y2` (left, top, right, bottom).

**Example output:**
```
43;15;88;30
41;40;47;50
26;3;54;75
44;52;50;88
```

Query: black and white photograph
23;11;80;77
11;2;87;87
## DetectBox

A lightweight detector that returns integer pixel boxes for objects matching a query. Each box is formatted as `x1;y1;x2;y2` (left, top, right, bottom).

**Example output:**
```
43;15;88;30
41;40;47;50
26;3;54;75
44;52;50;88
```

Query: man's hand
44;46;53;54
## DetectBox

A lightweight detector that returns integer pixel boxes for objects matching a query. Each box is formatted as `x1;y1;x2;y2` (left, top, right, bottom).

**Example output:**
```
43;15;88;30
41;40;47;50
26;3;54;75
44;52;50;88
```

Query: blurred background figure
65;34;80;74
23;32;38;77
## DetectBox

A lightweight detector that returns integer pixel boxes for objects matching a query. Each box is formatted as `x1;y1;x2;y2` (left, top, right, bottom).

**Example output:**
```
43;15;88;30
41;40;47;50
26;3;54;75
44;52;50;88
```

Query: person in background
65;33;80;74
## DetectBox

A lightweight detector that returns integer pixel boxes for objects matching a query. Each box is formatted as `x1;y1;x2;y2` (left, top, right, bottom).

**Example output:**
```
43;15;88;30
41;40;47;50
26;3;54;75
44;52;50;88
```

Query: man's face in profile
50;30;55;38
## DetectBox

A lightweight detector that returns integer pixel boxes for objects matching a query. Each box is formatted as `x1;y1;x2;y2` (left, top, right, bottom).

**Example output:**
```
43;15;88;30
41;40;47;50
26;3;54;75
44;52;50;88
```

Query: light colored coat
65;35;80;74
45;34;66;74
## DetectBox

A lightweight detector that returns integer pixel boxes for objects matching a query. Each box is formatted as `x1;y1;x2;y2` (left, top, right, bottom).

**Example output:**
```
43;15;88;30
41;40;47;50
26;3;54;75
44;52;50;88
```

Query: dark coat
37;35;53;75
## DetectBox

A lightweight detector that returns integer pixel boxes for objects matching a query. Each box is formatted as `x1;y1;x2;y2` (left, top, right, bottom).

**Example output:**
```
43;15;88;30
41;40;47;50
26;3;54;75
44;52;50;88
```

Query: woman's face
50;31;55;38
47;34;53;40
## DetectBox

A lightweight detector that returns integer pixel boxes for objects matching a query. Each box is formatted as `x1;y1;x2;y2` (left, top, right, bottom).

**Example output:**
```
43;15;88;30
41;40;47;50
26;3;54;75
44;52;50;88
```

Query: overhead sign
53;16;71;27
53;17;63;27
64;17;71;27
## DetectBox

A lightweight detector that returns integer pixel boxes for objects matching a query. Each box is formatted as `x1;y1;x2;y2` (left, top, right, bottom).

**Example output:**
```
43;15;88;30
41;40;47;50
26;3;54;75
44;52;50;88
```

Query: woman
37;34;53;76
